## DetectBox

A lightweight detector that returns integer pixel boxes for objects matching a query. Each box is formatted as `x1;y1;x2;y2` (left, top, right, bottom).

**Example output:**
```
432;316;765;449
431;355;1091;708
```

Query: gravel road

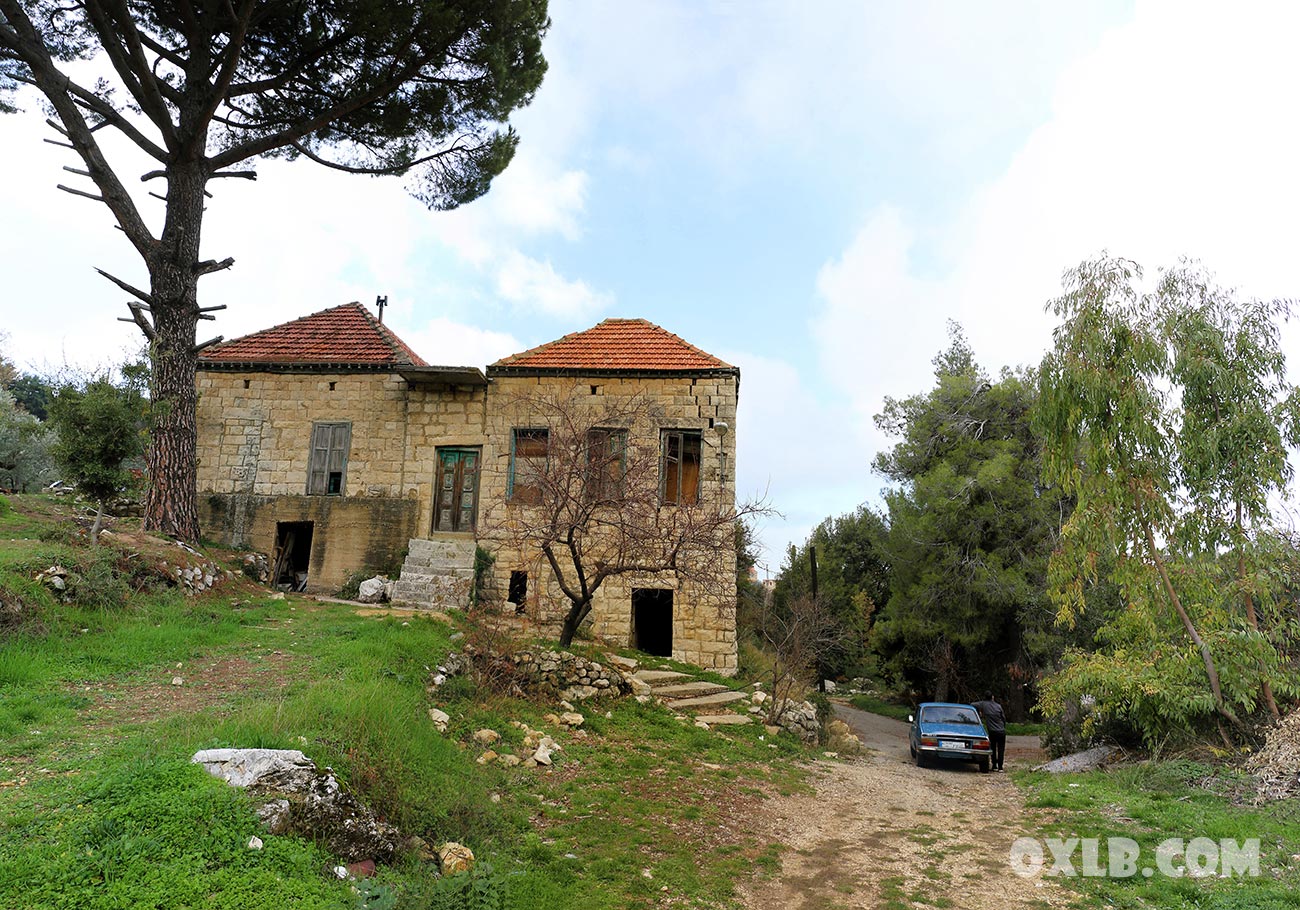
736;704;1068;910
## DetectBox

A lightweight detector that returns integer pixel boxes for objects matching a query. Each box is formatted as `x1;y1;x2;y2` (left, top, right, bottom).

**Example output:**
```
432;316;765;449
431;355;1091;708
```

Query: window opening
632;588;673;657
509;428;548;503
660;430;702;504
308;421;351;495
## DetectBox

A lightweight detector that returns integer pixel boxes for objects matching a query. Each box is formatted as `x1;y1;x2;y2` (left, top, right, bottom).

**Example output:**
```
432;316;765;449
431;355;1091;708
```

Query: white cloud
813;1;1300;460
494;251;610;320
401;318;522;369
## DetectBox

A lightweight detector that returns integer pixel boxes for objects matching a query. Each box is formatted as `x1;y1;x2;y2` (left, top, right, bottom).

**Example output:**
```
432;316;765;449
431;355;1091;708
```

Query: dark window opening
590;385;599;395
243;379;250;389
328;381;336;391
586;428;627;500
272;521;313;592
508;571;527;613
509;428;548;504
660;430;702;505
632;588;673;657
308;421;351;495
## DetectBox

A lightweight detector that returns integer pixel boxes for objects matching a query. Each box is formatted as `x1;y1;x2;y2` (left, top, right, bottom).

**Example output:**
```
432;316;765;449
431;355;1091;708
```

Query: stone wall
200;492;419;591
196;369;486;590
196;365;740;672
475;373;739;674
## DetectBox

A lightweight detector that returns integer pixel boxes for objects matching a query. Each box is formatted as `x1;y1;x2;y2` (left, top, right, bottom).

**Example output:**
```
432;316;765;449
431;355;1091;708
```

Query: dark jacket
971;699;1005;733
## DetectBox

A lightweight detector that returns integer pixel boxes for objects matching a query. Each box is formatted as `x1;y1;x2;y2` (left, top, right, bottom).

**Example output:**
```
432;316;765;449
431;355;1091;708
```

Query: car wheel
909;743;916;759
915;749;926;768
979;758;990;773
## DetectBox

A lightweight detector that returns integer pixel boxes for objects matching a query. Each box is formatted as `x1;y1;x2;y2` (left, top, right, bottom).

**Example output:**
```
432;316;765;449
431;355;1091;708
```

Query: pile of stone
1248;710;1300;802
471;721;567;769
192;748;471;876
241;553;270;584
774;699;821;743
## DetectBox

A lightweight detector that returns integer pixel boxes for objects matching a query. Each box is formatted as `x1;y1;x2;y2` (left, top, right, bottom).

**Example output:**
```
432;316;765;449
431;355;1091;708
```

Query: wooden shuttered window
660;430;701;505
508;428;548;504
308;421;351;495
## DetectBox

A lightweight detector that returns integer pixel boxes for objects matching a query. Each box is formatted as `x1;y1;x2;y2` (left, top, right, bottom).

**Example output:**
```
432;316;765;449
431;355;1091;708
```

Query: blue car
908;702;992;773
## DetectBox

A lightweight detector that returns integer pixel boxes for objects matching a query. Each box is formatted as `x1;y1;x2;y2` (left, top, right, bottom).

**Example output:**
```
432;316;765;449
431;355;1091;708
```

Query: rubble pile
1247;710;1300;802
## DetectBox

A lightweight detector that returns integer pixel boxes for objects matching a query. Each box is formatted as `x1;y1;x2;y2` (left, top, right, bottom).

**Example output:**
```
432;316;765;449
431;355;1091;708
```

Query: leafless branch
57;183;104;202
95;268;153;306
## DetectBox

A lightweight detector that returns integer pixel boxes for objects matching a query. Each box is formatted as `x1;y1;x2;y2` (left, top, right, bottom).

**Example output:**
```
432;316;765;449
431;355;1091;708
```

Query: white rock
171;676;184;686
428;708;450;733
357;577;388;604
472;728;500;746
533;743;554;766
247;836;264;850
191;748;317;789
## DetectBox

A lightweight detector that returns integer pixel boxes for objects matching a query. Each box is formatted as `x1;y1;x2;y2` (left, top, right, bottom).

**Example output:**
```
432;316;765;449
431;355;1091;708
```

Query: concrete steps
390;536;477;609
629;663;754;728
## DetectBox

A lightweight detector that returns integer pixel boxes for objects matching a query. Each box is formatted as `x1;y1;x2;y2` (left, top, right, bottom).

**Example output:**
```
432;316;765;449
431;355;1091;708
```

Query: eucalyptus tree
0;0;549;540
1037;255;1298;745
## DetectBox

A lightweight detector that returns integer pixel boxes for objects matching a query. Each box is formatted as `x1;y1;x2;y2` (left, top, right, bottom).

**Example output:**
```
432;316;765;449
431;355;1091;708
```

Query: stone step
666;690;749;710
396;565;475;580
634;669;690;684
407;537;477;559
694;713;753;726
653;681;731;698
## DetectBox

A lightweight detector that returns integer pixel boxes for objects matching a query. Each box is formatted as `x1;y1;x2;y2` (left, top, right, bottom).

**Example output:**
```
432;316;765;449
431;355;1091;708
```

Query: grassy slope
1018;761;1300;910
0;495;807;910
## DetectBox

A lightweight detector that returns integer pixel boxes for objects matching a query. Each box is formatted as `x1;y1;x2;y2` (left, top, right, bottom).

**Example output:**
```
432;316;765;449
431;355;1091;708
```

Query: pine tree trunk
142;164;205;542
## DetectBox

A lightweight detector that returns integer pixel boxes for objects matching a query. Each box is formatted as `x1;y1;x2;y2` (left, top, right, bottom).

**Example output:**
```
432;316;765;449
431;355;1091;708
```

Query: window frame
585;427;628;501
307;421;352;496
508;427;549;504
659;428;703;505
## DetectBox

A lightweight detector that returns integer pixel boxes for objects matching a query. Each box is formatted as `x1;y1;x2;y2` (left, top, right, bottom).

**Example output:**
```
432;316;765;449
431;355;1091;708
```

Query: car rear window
921;706;980;725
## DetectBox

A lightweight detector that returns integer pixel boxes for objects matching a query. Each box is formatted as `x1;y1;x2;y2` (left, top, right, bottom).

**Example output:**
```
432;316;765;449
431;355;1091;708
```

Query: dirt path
737;705;1066;910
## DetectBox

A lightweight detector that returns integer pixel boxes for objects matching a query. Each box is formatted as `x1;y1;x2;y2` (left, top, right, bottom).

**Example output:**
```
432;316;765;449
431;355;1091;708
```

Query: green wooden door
433;447;480;533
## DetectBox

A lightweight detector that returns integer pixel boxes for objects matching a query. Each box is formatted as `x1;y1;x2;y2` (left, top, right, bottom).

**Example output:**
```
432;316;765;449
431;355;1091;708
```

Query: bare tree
748;590;849;723
0;0;548;540
483;390;768;648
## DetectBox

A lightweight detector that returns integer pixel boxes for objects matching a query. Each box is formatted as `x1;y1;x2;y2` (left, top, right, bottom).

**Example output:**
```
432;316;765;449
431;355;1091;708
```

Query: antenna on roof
376;295;388;323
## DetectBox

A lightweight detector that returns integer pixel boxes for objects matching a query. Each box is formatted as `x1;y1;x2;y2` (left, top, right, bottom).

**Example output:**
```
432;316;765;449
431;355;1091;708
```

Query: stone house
195;303;740;672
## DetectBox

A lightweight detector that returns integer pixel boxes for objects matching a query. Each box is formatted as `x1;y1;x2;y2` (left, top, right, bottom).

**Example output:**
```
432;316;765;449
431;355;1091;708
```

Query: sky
4;1;1300;576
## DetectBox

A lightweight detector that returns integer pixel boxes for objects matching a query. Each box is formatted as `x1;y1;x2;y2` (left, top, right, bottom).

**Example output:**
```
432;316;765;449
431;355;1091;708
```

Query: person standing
972;693;1006;771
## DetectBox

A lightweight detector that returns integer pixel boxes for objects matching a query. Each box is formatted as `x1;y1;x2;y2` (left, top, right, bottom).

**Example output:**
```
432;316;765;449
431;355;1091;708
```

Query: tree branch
193;256;234;276
193;336;225;353
95;268;154;306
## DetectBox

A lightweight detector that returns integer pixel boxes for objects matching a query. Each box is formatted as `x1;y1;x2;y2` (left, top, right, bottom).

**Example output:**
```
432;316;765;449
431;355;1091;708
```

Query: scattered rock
347;859;377;879
499;754;521;768
428;708;450;733
472;728;500;746
247;836;263;850
170;676;183;686
533;743;554;766
608;654;639;671
558;712;585;728
438;842;475;875
476;750;498;765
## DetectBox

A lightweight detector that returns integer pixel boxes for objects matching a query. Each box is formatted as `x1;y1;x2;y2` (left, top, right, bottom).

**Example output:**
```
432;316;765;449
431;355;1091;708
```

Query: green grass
0;494;816;909
847;694;912;721
1016;760;1300;909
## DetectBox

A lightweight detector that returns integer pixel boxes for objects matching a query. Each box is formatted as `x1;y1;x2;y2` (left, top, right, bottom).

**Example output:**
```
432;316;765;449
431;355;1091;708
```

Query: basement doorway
273;521;313;591
632;588;673;657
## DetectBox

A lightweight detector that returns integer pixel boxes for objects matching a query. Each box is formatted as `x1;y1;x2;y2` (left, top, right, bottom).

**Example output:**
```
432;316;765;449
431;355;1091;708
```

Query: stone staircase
390;536;476;609
633;667;756;728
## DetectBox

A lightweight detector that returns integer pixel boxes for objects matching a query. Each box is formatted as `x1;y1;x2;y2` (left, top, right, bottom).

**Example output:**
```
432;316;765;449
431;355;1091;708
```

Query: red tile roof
492;319;734;372
199;302;427;367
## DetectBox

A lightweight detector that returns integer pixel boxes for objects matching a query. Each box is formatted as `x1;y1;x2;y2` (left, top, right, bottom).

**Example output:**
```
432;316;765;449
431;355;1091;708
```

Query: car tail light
975;739;990;749
920;737;937;747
